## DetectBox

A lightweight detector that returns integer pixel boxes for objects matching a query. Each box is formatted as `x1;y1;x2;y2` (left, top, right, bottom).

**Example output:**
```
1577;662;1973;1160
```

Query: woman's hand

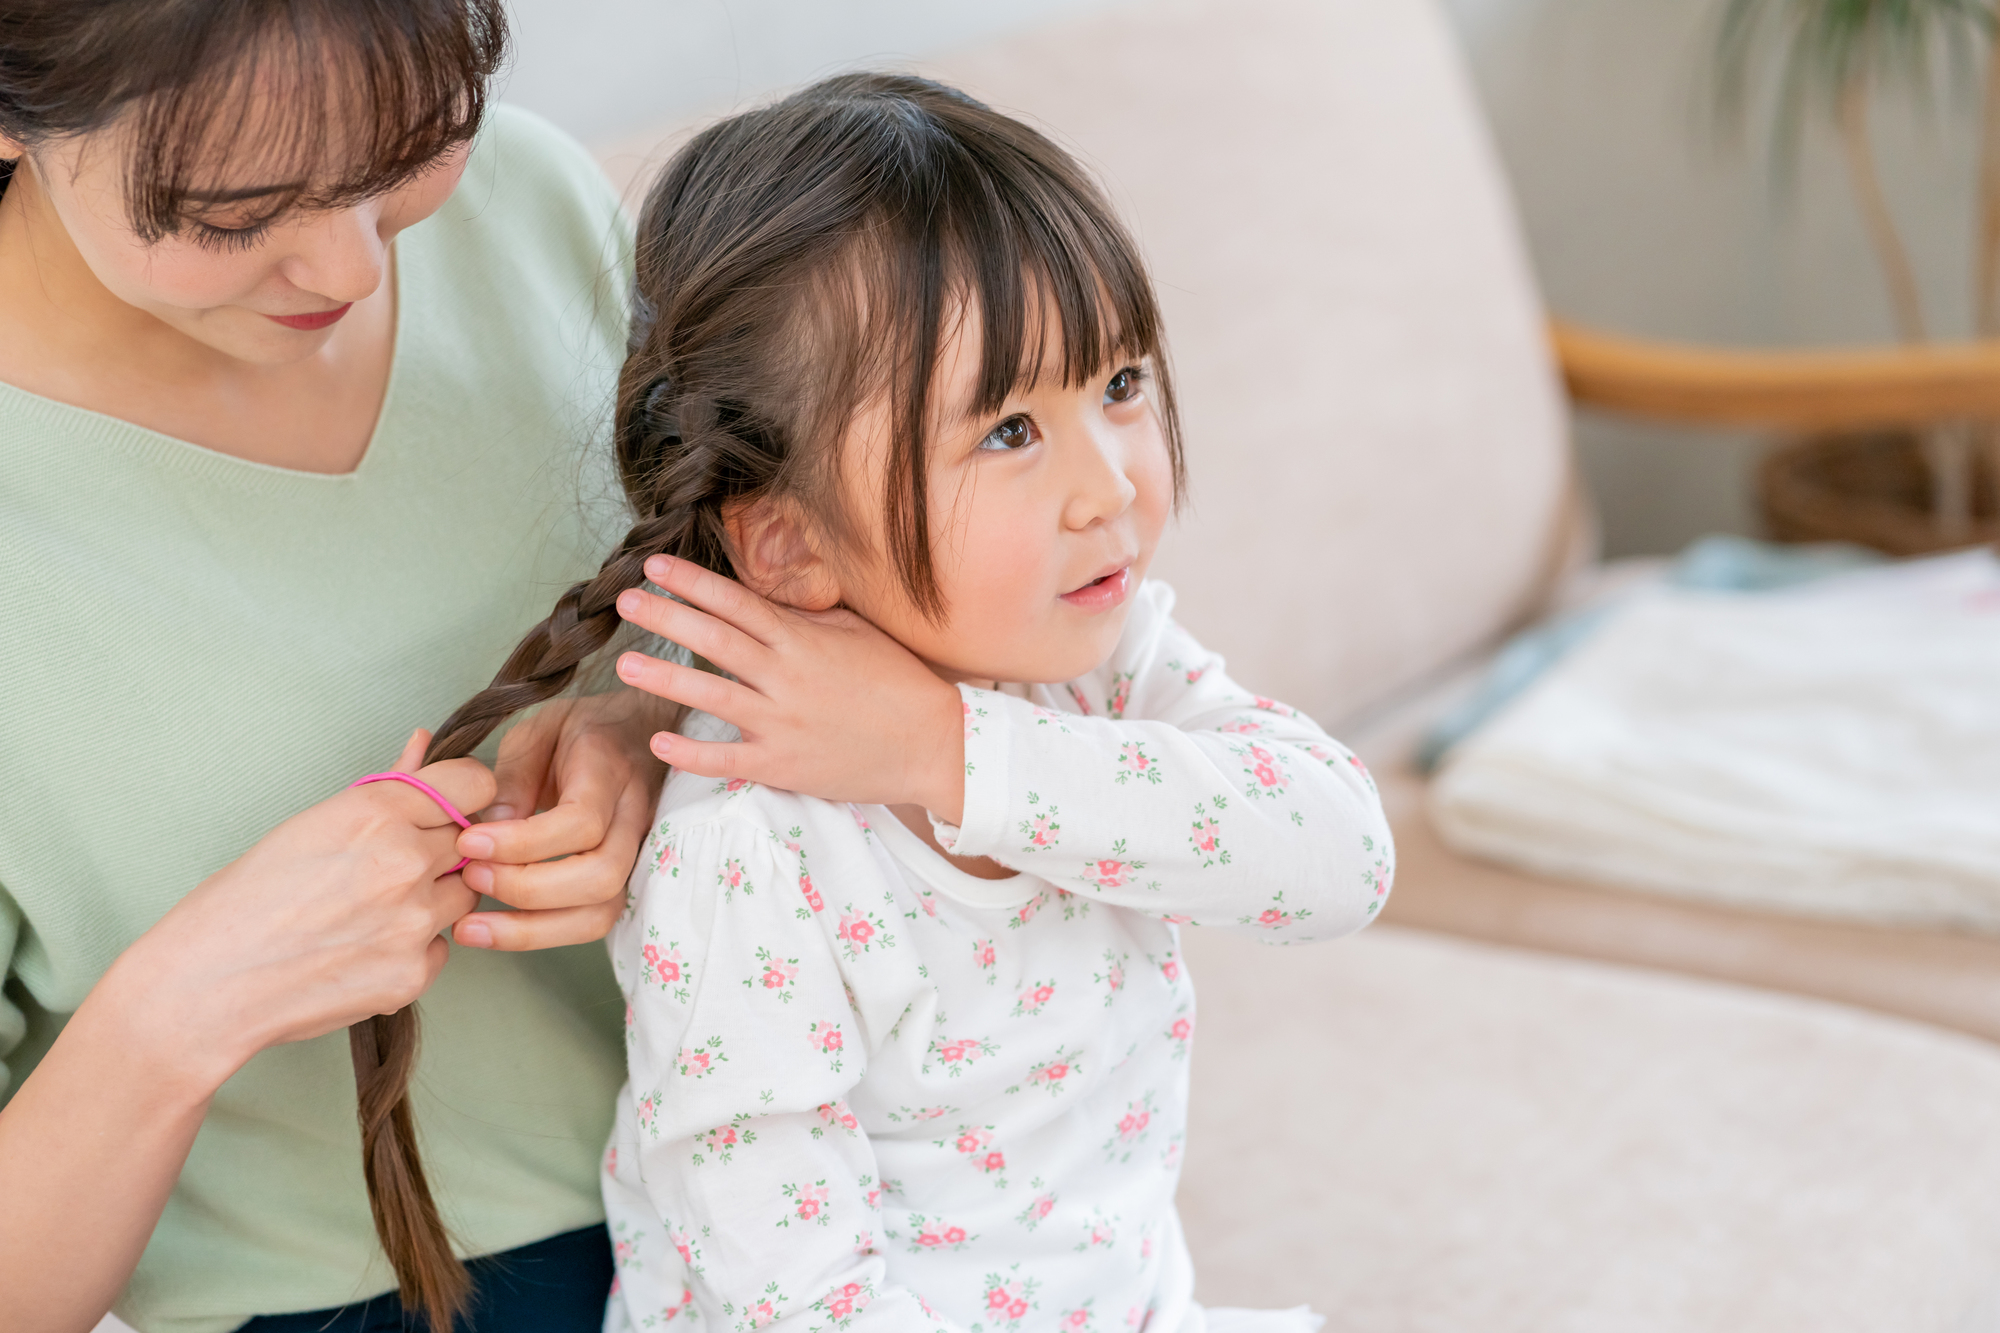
449;689;672;951
114;729;492;1086
609;554;968;821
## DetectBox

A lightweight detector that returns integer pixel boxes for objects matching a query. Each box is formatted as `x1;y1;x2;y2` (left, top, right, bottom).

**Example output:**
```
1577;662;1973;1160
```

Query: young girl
429;72;1393;1333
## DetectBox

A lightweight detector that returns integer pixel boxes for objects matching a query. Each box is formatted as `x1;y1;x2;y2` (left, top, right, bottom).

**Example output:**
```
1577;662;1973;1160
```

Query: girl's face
1;122;467;367
831;307;1175;686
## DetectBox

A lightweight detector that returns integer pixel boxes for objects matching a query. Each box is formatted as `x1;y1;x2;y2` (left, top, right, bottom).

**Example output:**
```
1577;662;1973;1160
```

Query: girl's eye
1104;365;1147;405
978;414;1038;452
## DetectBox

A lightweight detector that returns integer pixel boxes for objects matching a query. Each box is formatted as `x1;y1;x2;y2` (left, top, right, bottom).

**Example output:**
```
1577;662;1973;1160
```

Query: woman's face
2;123;468;367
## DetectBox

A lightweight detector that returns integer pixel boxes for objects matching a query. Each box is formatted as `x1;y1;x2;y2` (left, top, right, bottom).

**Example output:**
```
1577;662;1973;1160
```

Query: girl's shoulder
649;711;866;850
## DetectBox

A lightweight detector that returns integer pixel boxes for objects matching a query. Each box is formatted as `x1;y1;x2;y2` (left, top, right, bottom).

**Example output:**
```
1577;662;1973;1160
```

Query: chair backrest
598;0;1575;724
923;0;1576;722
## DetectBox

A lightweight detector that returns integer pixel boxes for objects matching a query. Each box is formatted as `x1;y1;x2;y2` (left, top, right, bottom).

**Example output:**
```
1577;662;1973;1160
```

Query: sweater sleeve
938;582;1394;942
605;816;960;1332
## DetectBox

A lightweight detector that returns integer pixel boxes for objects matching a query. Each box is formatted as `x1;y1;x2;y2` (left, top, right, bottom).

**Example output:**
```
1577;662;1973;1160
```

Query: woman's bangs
127;0;504;239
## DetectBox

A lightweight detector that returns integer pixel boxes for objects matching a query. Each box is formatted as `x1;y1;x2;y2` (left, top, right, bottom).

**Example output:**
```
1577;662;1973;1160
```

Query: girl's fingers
615;586;769;677
644;555;788;647
650;731;762;783
615;650;764;724
485;703;563;825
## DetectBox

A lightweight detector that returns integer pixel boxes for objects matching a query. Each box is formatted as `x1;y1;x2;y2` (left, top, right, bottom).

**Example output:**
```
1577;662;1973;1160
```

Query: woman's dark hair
0;0;506;243
424;71;1184;771
2;3;508;1326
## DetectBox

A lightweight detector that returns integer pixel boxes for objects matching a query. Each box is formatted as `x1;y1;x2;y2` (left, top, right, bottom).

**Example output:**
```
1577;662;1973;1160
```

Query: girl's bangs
126;0;505;239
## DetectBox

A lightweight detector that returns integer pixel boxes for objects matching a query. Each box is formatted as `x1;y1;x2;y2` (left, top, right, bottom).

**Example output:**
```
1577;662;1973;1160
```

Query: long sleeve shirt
602;581;1394;1333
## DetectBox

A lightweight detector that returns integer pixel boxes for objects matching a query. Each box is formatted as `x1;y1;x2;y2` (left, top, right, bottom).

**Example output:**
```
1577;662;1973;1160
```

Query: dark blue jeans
235;1224;613;1333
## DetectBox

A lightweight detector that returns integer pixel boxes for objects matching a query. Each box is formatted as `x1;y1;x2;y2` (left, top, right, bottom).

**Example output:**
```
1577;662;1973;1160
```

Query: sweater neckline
0;238;411;485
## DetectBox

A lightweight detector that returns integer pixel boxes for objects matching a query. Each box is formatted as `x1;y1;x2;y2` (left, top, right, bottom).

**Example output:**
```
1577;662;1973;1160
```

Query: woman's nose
278;205;388;305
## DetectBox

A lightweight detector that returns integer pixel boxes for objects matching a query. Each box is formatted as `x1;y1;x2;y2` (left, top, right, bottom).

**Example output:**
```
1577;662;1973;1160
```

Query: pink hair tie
350;771;476;874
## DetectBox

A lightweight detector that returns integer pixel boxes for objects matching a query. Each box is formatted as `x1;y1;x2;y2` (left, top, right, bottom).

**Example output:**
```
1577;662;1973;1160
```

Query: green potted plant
1712;0;2000;550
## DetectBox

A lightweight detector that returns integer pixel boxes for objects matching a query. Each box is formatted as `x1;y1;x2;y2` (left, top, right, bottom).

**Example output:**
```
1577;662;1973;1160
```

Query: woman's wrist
84;935;251;1108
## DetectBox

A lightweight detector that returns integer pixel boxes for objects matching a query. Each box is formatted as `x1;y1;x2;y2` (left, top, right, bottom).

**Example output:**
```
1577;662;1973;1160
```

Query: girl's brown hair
3;3;506;1326
429;70;1181;754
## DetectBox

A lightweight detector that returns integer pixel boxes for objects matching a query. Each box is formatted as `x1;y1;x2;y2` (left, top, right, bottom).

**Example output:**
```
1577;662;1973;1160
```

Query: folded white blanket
1430;551;2000;931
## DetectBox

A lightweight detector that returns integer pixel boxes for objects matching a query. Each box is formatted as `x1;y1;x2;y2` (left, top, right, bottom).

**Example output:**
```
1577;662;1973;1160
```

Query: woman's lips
1060;566;1132;612
266;303;353;331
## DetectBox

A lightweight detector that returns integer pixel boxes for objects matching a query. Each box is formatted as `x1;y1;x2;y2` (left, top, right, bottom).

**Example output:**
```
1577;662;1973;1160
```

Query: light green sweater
0;107;635;1332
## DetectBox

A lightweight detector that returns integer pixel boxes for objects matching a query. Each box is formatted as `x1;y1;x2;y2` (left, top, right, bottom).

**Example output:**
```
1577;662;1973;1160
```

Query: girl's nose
1061;422;1140;531
278;204;388;305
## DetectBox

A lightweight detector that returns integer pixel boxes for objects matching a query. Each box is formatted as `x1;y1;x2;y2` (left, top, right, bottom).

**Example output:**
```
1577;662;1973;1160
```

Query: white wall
499;0;1129;147
502;0;1989;556
1442;0;1987;554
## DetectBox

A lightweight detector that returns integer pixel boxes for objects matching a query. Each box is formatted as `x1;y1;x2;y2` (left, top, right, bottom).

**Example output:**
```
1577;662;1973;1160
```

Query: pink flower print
816;1100;859;1133
663;1287;693;1321
1017;1191;1058;1229
1017;798;1062;854
1025;814;1057;846
849;805;872;835
1011;891;1048;929
978;1150;1007;1173
1064;1307;1095;1332
650;838;682;877
1218;717;1263;735
1066;682;1092;715
1258;906;1290;927
980;1269;1041;1327
1114;741;1162;785
1095;951;1127;1004
1161;913;1192;925
973;938;997;970
1241;888;1311;931
677;1036;725;1078
930;1033;997;1074
1190;818;1220;853
821;1280;873;1322
912;1218;972;1251
807;1020;845;1071
1118;1106;1150;1142
745;1297;779;1328
694;1117;756;1165
1105;671;1134;718
962;698;977;739
1013;980;1056;1017
1011;1301;1031;1321
604;1145;618;1176
636;1092;659;1136
866;1185;882;1210
954;1126;994;1157
762;960;796;990
1170;1015;1193;1044
1090;859;1131;889
1026;1049;1078;1093
782;1179;830;1225
1161;1135;1184;1170
799;872;823;914
1160;956;1180;983
718;856;749;898
643;942;684;988
669;1226;696;1267
838;911;875;952
1253;694;1298;717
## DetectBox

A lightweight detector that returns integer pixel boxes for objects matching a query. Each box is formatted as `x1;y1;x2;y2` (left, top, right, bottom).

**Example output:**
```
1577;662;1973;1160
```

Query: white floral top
602;581;1393;1333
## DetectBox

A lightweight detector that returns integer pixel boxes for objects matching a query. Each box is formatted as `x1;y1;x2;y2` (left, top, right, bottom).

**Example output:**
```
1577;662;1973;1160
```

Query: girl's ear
722;497;843;611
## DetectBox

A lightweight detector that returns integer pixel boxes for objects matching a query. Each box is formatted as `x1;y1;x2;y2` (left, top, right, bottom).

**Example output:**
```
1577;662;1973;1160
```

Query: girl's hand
112;729;491;1092
449;691;671;951
611;554;968;821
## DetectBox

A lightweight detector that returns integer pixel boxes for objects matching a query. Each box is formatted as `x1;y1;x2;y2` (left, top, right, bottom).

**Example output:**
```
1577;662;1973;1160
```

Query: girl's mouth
267;303;353;331
1060;566;1132;612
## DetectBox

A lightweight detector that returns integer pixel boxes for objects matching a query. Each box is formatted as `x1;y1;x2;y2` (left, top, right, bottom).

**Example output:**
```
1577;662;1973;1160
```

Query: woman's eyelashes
184;220;276;254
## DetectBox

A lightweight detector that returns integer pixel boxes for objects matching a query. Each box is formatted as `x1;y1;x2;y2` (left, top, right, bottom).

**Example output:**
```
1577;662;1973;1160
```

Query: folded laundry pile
1429;549;2000;931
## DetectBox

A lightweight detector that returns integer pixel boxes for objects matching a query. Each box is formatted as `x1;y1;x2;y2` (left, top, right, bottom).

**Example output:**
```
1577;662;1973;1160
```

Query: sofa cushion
922;0;1574;721
1180;922;2000;1327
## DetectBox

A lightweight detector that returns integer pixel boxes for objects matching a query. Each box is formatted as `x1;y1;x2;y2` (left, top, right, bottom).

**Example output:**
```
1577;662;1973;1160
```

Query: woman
0;3;665;1329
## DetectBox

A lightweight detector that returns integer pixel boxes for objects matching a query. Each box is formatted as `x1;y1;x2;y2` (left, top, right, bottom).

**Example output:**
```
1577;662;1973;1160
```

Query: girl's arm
938;583;1394;941
0;738;488;1333
610;817;960;1332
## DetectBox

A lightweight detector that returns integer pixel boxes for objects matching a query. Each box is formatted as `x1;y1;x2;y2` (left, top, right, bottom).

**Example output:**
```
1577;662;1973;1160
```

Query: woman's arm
0;735;490;1333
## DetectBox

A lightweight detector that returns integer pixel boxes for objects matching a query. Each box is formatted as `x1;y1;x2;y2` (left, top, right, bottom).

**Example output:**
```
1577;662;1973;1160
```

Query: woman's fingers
409;756;500;827
644;554;788;647
393;727;431;773
484;702;564;824
615;586;770;678
615;649;763;723
453;896;629;952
